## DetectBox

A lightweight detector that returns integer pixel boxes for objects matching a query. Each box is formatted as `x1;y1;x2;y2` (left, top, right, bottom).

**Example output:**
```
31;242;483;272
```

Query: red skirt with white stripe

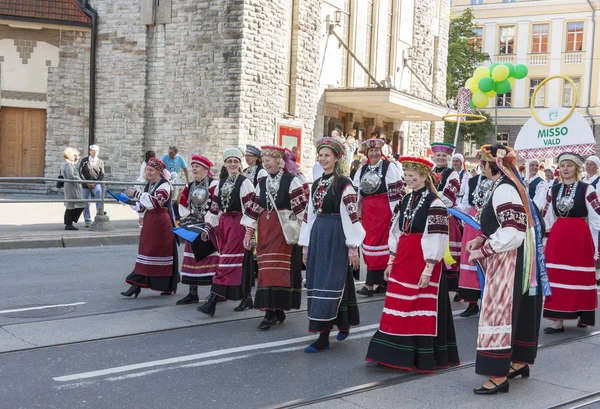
544;218;598;321
379;233;442;337
361;193;393;271
212;212;246;287
180;241;220;286
134;207;174;277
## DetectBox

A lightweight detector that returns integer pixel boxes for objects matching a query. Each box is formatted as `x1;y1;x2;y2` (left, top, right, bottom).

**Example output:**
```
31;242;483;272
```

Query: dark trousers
64;208;84;226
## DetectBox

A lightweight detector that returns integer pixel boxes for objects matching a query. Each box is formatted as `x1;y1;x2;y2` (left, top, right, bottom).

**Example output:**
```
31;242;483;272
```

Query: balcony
494;54;516;64
528;53;548;66
563;52;583;64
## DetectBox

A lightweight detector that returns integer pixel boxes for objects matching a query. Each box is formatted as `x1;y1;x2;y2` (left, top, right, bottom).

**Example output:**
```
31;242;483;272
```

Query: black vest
258;171;294;210
397;187;437;234
467;175;487;206
528;176;543;200
311;174;352;215
218;175;247;212
550;182;589;218
432;167;454;191
359;160;390;196
480;178;516;238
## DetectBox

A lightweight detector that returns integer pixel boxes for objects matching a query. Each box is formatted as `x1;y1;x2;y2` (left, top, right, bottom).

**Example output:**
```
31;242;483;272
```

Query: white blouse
204;177;255;229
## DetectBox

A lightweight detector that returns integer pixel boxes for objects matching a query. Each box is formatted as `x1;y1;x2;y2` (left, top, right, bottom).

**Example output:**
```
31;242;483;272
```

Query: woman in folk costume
244;144;268;186
452;153;471;201
583;155;600;285
241;145;308;330
543;152;600;333
467;144;543;395
365;156;459;372
299;137;365;352
352;138;405;297
455;161;492;317
197;148;256;317
430;142;462;294
121;158;179;298
175;155;220;305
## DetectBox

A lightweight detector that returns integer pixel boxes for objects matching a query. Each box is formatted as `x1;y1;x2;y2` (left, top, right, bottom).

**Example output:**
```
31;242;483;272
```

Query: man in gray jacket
78;144;105;227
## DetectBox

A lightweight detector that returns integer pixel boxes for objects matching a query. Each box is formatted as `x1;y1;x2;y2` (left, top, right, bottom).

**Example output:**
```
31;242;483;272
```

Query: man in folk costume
352;138;405;297
524;159;547;211
175;155;220;305
121;158;179;298
430;142;462;294
452;153;471;201
583;155;600;284
467;144;544;395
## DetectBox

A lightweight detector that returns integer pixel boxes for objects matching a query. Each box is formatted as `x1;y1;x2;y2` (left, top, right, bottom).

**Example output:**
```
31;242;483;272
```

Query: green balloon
489;63;500;76
478;77;495;93
504;63;516;78
514;64;529;80
494;79;512;95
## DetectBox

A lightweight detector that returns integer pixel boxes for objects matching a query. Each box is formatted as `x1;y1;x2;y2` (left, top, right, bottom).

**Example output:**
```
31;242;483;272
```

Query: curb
0;234;140;250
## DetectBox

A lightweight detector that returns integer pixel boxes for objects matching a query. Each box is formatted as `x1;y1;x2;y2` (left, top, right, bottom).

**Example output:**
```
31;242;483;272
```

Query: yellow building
452;0;600;156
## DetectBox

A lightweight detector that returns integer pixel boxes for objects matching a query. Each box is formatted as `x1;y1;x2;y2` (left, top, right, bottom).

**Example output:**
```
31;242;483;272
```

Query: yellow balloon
492;65;510;82
486;90;497;98
509;77;515;86
472;91;490;108
473;66;491;82
471;85;480;94
465;77;476;89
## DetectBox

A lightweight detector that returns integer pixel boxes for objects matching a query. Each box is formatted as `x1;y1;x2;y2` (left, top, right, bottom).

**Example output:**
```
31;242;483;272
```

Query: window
470;27;483;52
364;0;374;86
563;78;581;107
496;132;509;147
471;0;484;4
340;0;350;87
499;26;515;54
566;22;584;51
531;24;549;53
282;0;295;113
497;91;512;108
385;0;394;77
529;78;546;107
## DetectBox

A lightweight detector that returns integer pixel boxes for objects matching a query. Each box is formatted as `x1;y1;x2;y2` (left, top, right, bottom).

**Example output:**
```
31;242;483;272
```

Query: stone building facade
0;0;450;182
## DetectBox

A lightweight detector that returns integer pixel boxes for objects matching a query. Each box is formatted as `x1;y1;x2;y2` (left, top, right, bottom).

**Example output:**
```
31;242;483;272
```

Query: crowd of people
104;132;599;396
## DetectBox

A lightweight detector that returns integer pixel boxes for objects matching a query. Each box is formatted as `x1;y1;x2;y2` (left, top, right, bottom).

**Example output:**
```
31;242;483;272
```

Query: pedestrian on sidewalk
365;156;459;372
78;144;105;227
467;144;542;395
241;145;308;330
120;157;178;298
161;146;190;222
299;137;365;353
61;147;85;231
175;155;220;305
196;148;255;317
136;150;156;228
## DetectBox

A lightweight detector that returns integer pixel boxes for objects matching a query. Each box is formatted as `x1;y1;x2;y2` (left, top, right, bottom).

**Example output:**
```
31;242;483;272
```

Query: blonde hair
63;147;80;160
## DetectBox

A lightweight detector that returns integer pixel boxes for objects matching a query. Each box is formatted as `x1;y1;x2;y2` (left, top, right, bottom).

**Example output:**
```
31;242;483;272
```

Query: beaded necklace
400;188;429;235
265;170;284;217
220;174;239;211
245;165;257;182
472;175;493;219
312;175;334;215
556;182;578;217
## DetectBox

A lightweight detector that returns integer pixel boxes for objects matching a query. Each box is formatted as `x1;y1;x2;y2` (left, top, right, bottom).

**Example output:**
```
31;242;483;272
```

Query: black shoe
121;285;141;298
459;303;479;318
160;291;175;296
65;225;79;231
374;286;387;294
473;379;509;395
234;296;253;312
543;326;565;334
197;294;218;317
274;310;286;324
507;364;530;380
176;294;200;305
257;311;278;330
577;320;587;328
356;286;374;297
453;293;460;302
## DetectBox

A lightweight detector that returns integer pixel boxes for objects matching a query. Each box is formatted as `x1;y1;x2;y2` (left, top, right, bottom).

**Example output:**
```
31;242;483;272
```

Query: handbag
266;189;302;245
56;169;64;188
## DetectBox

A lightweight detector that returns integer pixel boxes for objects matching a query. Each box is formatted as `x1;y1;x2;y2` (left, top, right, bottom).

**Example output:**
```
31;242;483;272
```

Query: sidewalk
0;195;141;249
302;333;600;409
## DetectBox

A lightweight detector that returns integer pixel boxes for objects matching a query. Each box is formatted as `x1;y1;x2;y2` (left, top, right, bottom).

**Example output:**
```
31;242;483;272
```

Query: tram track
270;330;600;409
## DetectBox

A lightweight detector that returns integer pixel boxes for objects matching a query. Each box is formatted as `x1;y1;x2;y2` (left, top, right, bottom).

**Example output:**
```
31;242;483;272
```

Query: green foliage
445;7;494;145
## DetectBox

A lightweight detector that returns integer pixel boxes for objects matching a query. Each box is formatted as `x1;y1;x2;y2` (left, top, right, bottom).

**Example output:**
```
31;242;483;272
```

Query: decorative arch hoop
442;113;487;124
531;75;578;127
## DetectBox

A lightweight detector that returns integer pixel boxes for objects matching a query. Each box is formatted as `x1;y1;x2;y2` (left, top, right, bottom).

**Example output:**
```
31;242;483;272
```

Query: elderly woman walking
60;147;85;230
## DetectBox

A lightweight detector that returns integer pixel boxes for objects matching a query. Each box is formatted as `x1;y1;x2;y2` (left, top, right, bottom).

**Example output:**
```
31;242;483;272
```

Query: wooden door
0;107;46;177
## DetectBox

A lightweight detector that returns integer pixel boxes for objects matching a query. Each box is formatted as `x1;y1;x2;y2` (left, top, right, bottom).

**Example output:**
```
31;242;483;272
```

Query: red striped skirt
361;193;393;271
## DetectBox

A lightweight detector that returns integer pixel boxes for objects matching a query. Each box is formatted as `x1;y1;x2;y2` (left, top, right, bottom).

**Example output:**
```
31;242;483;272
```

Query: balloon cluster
464;63;529;109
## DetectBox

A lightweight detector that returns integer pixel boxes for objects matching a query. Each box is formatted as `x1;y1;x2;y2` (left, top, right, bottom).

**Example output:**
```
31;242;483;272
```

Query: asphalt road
1;246;599;408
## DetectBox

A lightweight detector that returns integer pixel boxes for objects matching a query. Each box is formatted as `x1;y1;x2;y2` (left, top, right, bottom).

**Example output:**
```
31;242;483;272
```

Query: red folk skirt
134;207;175;277
361;193;393;271
379;234;442;337
256;212;293;288
180;240;220;286
543;218;598;325
212;212;246;290
458;207;481;301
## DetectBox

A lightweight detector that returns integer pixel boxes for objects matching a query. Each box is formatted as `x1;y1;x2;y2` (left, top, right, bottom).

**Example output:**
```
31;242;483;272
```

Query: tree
444;8;494;147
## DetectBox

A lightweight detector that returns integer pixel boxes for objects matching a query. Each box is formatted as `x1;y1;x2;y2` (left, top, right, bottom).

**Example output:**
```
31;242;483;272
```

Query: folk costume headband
398;156;434;176
316;137;346;175
360;138;385;153
261;145;286;159
431;142;455;156
146;157;166;172
245;145;261;157
223;147;243;162
558;152;584;169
